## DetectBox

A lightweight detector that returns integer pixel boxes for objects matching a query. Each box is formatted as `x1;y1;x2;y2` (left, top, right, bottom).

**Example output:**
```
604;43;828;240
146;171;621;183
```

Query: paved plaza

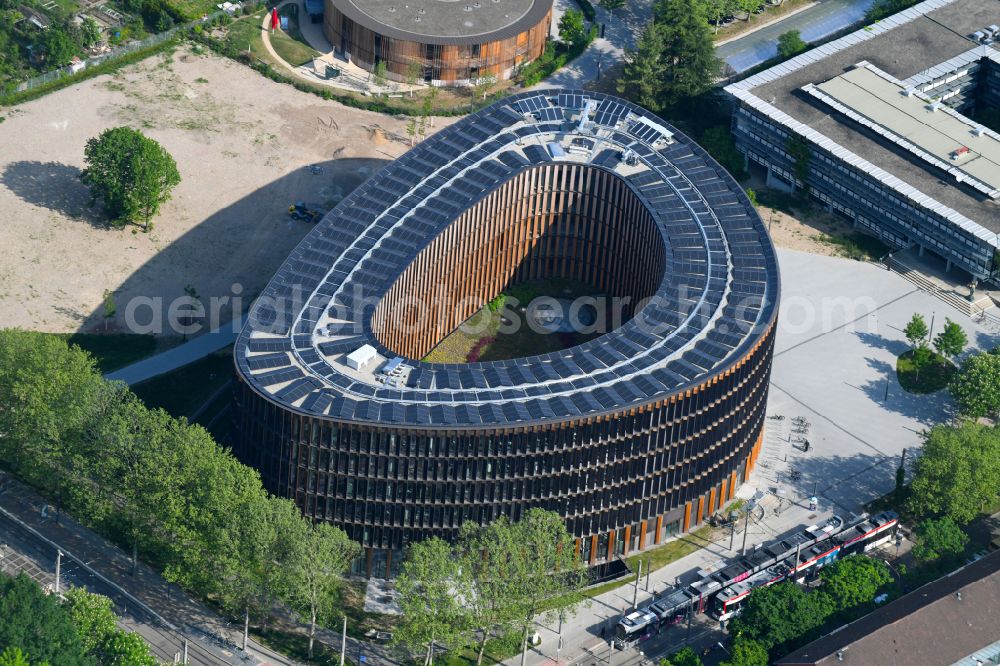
503;247;999;666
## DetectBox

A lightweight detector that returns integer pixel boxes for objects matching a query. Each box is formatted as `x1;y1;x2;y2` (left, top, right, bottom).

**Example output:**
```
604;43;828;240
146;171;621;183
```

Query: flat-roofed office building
726;0;1000;280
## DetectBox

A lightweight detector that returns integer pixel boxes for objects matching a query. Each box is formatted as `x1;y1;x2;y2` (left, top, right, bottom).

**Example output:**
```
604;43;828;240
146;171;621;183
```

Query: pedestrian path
104;315;245;385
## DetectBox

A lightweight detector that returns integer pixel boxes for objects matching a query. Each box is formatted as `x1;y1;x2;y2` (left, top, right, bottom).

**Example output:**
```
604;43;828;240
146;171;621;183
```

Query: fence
11;2;254;94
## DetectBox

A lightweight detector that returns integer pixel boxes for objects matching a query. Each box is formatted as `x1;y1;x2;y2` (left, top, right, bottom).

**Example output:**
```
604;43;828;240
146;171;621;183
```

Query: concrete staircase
882;254;1000;333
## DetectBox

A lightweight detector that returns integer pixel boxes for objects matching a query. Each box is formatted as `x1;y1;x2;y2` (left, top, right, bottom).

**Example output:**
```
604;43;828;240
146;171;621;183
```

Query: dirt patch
0;45;453;334
754;192;888;260
757;204;857;257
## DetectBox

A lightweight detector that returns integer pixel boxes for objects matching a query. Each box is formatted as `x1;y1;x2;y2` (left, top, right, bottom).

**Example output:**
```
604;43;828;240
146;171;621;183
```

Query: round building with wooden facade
323;0;551;84
233;91;779;578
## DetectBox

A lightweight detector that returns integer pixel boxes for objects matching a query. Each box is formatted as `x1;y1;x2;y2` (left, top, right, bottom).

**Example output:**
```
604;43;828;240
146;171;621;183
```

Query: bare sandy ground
760;203;865;257
0;45;450;334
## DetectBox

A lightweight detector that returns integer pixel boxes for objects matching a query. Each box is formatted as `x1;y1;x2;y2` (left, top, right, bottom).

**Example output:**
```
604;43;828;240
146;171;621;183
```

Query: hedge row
0;37;181;106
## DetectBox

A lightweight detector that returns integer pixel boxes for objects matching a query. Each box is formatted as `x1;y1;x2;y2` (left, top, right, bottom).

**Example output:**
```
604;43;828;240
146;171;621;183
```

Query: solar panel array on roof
235;90;778;427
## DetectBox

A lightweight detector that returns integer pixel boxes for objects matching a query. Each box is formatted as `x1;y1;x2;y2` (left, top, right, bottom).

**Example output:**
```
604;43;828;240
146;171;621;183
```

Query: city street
0;475;291;666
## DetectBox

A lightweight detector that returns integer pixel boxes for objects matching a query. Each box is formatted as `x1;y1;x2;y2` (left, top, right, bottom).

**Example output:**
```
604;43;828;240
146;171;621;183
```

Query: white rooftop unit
346;344;378;370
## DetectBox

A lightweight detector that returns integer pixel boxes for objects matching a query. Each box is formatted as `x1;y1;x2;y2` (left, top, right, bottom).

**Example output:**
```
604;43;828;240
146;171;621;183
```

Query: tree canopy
0;573;89;666
903;313;929;349
395;537;469;666
932;318;967;360
617;0;719;109
394;509;587;666
913;517;969;563
949;352;1000;419
909;421;1000;524
81;126;181;230
728;580;834;652
0;330;364;648
661;646;703;666
558;9;588;47
818;555;891;610
720;638;768;666
777;30;806;58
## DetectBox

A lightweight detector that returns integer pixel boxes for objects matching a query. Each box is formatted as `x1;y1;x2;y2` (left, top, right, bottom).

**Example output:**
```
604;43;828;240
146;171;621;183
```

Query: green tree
933;318;967;361
372;60;388;91
735;0;764;20
87;389;174;575
786;134;811;189
654;0;721;106
405;60;421;96
0;573;89;666
617;22;666;111
777;30;806;57
950;352;1000;418
63;587;156;665
473;73;497;101
909;421;1000;523
903;313;929;349
506;509;588;666
818;555;891;610
286;522;361;659
599;0;626;18
81;17;102;47
662;646;702;666
255;498;306;635
558;9;587;46
866;0;917;21
0;647;33;666
102;289;116;331
81;126;181;230
457;521;520;666
904;313;932;377
728;581;834;652
40;28;79;67
704;0;735;33
720;638;768;666
913;516;969;563
700;125;746;177
63;587;118;657
0;329;104;516
395;537;469;665
214;483;275;651
102;631;157;666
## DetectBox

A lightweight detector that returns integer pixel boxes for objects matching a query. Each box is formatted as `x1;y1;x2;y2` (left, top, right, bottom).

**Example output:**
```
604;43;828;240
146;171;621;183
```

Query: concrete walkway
104;315;245;385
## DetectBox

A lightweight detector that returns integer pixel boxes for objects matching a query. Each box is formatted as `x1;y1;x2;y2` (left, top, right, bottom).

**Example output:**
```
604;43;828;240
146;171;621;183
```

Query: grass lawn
224;11;268;59
58;333;180;373
626;524;719;574
896;349;956;394
422;279;609;363
167;0;222;20
271;4;320;66
131;346;235;419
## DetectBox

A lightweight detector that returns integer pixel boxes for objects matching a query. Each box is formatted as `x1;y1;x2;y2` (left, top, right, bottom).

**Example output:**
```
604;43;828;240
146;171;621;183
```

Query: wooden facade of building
372;164;666;359
323;1;551;84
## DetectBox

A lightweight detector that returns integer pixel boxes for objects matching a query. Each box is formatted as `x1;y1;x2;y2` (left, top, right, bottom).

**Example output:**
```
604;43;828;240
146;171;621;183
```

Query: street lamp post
740;510;750;556
556;612;564;664
54;549;63;595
